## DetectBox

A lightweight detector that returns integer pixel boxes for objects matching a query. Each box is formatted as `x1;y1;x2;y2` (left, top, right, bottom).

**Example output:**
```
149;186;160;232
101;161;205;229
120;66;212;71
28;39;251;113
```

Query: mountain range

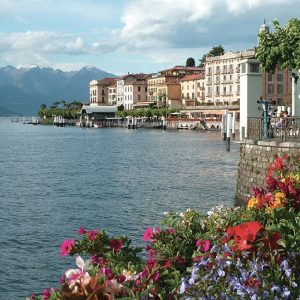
0;65;116;116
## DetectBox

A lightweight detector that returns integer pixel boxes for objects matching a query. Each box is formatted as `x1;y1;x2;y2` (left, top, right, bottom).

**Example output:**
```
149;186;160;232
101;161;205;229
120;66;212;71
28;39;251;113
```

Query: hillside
0;65;116;116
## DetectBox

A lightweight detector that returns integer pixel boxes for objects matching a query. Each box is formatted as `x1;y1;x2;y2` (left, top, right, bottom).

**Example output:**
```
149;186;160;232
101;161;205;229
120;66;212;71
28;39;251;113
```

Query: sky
0;0;299;75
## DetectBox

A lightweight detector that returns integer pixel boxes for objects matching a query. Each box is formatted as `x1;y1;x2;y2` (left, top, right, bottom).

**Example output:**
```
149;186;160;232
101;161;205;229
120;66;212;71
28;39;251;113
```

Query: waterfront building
180;73;205;108
116;74;150;110
148;66;204;108
205;50;255;105
261;68;292;106
89;78;116;106
108;81;117;106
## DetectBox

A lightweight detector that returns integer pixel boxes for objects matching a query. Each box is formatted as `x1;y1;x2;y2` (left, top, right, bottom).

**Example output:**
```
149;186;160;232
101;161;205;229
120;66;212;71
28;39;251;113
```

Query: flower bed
27;155;300;300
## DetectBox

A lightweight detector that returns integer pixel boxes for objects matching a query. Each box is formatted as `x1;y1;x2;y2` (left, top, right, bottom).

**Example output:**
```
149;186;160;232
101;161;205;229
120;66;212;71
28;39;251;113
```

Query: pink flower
87;230;99;241
99;267;113;279
151;271;160;283
42;289;51;300
110;239;123;252
196;239;210;252
143;227;153;241
77;226;85;235
60;239;75;256
155;227;161;235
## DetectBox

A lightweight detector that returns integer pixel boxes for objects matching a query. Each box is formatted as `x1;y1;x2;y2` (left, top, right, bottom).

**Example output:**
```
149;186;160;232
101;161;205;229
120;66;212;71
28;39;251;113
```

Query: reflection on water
0;120;240;299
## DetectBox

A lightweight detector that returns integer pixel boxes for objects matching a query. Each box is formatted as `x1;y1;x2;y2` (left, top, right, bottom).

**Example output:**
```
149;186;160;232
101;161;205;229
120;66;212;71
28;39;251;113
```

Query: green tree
186;57;196;67
256;18;300;72
207;45;225;57
198;54;207;67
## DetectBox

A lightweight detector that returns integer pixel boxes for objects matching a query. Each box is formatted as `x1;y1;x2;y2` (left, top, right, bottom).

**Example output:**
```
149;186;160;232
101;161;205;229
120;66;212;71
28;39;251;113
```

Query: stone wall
235;139;300;205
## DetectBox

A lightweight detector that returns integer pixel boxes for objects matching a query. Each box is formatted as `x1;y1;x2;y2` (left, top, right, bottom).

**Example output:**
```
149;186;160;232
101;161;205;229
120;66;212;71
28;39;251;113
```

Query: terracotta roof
120;73;150;80
180;74;205;82
159;66;204;73
165;78;181;85
98;77;117;85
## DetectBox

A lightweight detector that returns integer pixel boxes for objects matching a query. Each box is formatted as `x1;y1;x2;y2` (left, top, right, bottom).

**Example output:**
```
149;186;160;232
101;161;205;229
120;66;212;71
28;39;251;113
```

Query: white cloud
0;31;88;54
116;0;300;51
0;0;118;22
0;0;299;71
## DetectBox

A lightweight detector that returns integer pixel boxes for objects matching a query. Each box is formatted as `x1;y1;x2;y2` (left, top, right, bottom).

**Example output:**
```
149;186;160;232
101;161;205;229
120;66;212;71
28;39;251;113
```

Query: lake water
0;119;240;299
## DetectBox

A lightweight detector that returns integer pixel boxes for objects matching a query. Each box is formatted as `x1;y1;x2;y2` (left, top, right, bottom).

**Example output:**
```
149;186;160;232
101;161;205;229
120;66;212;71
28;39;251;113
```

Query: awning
81;105;118;114
197;110;226;115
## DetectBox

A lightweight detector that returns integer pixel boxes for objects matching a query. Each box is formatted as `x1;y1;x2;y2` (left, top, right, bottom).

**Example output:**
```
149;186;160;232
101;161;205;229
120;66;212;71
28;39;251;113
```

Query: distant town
89;48;291;112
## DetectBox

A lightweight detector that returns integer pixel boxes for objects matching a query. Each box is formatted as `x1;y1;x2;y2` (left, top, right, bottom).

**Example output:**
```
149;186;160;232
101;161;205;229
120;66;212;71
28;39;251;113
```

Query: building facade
205;50;255;105
116;74;150;110
108;81;117;106
89;78;116;106
262;68;292;106
180;73;205;107
148;66;204;108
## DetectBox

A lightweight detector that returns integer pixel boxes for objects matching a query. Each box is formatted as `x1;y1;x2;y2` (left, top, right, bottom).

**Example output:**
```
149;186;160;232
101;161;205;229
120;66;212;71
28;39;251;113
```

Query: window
145;87;147;92
138;95;141;101
138;86;141;92
249;63;259;73
268;74;273;81
277;74;283;81
187;93;190;99
102;97;104;102
192;92;194;99
277;98;283;105
268;84;274;94
241;63;246;73
277;84;283;95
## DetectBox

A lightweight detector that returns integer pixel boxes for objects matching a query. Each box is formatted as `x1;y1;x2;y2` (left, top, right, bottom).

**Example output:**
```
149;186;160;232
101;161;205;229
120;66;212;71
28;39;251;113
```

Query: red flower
274;157;285;171
163;260;172;269
110;239;123;252
263;232;282;250
244;277;260;289
227;221;262;251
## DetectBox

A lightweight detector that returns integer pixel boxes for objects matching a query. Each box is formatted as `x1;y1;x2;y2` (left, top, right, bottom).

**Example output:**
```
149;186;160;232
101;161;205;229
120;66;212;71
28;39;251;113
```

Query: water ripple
0;120;239;299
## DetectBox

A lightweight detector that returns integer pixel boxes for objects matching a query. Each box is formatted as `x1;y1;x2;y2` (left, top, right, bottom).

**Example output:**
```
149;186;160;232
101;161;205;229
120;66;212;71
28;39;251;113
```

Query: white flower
122;270;138;281
65;256;92;288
